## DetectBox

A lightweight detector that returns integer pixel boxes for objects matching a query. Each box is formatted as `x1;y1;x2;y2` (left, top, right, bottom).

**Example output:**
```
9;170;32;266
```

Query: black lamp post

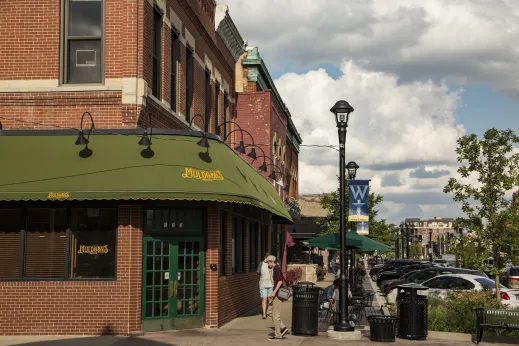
346;161;359;291
330;100;355;332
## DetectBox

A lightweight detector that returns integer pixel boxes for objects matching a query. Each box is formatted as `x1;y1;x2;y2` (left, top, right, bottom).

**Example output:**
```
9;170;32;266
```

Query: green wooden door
142;209;205;331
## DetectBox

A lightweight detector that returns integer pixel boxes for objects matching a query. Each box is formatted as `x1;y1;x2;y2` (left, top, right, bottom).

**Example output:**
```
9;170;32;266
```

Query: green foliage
444;128;519;297
316;178;398;245
428;291;503;333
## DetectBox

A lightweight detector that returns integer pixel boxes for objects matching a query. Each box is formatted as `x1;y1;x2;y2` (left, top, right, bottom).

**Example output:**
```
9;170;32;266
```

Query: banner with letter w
348;180;369;222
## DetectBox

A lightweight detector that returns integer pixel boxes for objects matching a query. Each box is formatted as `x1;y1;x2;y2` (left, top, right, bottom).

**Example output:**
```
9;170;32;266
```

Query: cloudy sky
224;0;519;224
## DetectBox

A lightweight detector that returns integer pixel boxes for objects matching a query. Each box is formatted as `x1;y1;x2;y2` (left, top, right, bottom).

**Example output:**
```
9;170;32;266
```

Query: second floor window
214;83;220;133
205;70;211;131
64;0;103;84
152;9;162;98
186;47;194;121
171;30;180;112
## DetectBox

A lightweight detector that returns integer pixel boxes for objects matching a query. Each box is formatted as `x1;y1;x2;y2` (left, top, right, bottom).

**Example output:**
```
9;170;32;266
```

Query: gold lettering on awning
47;192;70;200
182;167;224;181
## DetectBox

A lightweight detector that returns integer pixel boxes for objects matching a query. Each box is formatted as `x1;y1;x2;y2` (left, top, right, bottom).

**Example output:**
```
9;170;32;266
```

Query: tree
316;178;398;245
285;197;301;219
444;128;519;300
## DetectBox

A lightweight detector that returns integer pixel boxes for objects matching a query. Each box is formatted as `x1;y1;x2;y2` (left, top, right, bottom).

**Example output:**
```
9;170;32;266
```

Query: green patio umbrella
305;231;392;253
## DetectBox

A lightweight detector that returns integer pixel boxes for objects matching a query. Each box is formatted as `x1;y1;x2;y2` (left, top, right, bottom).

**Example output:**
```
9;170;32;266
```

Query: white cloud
226;0;519;94
222;0;519;224
273;62;465;223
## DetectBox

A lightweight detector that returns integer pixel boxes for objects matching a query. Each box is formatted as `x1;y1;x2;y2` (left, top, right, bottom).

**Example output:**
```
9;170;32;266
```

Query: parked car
385;267;488;302
378;270;419;293
370;259;421;281
377;262;433;289
504;266;519;289
432;259;450;267
419;274;519;308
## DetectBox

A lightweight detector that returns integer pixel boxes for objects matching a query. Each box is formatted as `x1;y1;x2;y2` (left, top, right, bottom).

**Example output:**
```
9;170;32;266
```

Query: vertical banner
357;222;369;236
348;180;369;222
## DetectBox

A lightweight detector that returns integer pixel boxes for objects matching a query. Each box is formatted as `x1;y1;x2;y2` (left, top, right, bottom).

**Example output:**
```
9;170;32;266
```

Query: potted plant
316;266;326;281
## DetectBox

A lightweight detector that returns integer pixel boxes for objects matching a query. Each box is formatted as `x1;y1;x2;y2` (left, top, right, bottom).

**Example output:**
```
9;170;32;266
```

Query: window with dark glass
232;216;244;273
241;219;247;271
171;30;180;112
186;47;194;121
232;216;237;273
204;70;211;131
70;208;117;279
220;212;227;276
152;8;162;98
0;209;22;279
223;93;229;139
64;0;103;83
0;207;117;281
214;82;220;133
25;208;68;278
249;222;256;272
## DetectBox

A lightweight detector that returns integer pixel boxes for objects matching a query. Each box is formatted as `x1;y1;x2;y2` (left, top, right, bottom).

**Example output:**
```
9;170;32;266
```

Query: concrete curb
366;267;388;314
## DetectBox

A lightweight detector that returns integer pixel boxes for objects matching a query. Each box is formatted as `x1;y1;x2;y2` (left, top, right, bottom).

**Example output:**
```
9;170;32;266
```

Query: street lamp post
346;161;359;292
330;100;355;332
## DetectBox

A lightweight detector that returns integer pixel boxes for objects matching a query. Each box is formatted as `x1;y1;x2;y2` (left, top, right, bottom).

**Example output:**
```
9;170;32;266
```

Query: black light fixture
346;161;359;180
138;114;155;158
189;113;211;149
330;99;355;333
268;171;276;180
259;161;268;172
330;100;355;128
235;140;246;154
283;181;290;192
0;121;3;131
75;112;95;158
247;147;258;160
197;133;210;148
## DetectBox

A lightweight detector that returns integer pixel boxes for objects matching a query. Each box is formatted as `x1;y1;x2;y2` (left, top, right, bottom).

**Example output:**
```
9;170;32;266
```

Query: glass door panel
177;239;203;316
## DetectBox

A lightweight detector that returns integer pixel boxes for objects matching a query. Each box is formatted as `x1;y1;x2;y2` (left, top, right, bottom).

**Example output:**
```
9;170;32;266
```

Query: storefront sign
77;245;109;255
182;167;224;181
47;192;70;200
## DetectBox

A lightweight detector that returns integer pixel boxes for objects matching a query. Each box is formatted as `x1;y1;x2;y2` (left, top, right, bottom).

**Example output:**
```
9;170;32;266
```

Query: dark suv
384;267;488;294
370;259;420;281
377;262;433;290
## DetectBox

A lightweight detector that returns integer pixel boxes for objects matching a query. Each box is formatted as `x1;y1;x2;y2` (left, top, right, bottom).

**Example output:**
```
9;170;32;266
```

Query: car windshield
474;278;506;290
434;260;447;263
509;267;519;276
400;270;419;280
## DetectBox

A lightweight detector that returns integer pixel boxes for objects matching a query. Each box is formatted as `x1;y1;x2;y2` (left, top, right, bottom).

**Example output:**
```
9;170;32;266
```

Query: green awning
305;231;392;252
0;133;291;221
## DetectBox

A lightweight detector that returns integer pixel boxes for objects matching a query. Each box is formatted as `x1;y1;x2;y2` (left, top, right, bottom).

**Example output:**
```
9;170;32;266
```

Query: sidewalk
0;273;511;346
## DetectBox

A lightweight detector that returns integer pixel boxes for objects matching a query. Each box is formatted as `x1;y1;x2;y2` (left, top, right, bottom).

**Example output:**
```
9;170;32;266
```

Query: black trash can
291;282;320;336
367;315;399;342
395;284;429;340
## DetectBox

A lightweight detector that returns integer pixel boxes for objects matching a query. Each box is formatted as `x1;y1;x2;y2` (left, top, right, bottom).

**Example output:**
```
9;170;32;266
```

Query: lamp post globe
330;100;355;127
346;161;359;180
330;100;355;332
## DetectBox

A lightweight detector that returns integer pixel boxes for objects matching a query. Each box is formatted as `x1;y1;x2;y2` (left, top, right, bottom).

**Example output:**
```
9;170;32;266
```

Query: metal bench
474;308;519;344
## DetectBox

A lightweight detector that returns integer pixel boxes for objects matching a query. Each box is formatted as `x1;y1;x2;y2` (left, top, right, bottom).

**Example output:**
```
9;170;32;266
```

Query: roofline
243;47;302;144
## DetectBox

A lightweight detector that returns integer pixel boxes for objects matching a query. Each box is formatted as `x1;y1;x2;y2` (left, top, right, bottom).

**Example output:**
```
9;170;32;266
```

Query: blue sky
225;0;519;225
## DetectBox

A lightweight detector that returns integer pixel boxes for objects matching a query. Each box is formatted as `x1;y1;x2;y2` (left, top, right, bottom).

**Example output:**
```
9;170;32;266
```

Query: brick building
233;46;303;261
0;0;295;335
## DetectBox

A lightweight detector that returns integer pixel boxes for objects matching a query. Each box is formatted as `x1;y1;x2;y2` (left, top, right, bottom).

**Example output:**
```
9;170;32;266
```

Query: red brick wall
216;209;271;327
0;206;143;336
0;0;235;140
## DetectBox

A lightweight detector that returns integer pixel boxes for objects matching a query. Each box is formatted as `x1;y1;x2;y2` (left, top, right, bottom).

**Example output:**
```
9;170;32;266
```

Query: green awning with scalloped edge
0;133;291;221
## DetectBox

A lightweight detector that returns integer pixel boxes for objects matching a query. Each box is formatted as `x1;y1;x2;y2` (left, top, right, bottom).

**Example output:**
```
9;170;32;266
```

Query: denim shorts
260;286;273;298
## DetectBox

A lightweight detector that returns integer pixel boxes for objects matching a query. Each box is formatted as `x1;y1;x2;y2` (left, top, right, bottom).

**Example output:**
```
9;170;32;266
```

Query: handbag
277;273;292;300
